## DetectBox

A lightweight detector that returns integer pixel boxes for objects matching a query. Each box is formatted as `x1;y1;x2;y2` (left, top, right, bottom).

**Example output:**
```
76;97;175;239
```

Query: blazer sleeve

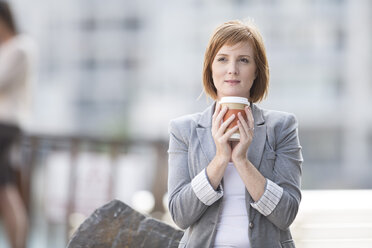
167;119;211;230
265;113;303;230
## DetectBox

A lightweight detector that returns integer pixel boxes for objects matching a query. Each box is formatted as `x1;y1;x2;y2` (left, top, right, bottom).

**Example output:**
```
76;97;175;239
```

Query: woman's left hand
231;106;254;164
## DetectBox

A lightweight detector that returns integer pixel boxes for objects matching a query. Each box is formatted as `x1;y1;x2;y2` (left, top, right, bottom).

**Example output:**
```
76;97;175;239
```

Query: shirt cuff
250;179;283;216
191;168;223;206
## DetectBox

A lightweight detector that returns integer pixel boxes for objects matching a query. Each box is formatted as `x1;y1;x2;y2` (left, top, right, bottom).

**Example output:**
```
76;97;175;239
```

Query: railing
16;133;169;247
10;134;372;248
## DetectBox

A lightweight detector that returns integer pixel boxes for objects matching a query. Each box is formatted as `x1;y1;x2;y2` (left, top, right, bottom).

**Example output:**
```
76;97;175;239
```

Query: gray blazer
168;102;303;248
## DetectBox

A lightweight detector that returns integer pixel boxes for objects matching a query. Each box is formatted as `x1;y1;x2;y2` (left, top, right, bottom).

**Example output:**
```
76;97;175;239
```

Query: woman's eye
240;58;249;63
217;57;226;62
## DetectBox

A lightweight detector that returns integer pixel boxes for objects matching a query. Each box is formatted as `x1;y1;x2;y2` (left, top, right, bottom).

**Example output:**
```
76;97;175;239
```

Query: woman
0;2;35;248
167;20;303;247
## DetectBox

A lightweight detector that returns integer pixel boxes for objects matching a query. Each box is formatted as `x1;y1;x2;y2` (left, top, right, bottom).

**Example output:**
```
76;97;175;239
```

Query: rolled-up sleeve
167;120;213;230
251;179;283;216
191;169;223;206
263;113;303;230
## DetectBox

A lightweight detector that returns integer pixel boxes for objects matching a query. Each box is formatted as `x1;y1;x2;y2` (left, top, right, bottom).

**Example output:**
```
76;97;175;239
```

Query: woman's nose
227;62;238;75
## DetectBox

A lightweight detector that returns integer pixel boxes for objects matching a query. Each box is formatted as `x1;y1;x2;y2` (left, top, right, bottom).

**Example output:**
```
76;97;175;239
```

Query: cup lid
219;96;249;105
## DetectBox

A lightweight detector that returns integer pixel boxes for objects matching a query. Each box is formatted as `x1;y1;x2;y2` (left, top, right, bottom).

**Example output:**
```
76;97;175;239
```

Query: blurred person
168;20;303;247
0;1;35;248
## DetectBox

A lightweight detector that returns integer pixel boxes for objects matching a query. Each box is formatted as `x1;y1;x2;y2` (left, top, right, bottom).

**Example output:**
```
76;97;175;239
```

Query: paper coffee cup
219;96;250;141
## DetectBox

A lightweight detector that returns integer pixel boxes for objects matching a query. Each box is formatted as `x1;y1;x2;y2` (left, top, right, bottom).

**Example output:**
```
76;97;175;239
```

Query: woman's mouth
225;80;240;85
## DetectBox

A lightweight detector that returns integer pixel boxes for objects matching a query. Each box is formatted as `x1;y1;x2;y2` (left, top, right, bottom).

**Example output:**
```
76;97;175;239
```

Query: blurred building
2;0;371;248
11;0;372;189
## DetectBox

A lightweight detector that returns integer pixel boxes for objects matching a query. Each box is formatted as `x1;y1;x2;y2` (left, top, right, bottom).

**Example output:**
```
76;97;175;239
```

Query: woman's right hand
211;103;239;164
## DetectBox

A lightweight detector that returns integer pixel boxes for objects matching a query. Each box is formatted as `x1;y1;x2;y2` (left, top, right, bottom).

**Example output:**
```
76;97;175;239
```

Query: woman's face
211;41;257;100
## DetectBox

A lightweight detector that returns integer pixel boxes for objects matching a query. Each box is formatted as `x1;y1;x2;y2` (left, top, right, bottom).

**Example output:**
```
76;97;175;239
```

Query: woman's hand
231;106;254;164
211;103;239;164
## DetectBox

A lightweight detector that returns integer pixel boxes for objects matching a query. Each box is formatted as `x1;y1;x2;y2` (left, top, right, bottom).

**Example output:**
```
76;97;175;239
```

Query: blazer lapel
247;104;266;171
196;103;216;165
246;104;267;221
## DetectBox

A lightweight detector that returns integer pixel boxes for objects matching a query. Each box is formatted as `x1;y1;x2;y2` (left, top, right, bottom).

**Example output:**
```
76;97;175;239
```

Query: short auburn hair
202;20;269;102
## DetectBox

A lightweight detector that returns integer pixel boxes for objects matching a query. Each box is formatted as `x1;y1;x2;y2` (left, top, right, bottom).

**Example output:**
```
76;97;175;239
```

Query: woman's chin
219;93;248;98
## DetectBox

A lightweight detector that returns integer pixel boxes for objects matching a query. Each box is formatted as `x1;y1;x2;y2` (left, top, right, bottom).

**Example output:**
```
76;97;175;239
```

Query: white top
0;34;36;128
191;164;284;247
213;162;250;248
